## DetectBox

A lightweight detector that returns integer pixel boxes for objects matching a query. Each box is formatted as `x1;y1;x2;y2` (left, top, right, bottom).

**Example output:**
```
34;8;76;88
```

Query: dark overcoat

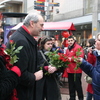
7;27;38;100
0;56;20;100
36;50;61;100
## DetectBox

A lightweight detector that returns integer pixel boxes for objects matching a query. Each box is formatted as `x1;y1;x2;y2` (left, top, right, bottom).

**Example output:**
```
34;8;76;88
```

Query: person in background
50;36;56;50
50;35;63;53
36;36;61;100
37;37;42;49
85;39;96;100
78;33;100;100
0;13;21;100
65;35;84;100
6;13;43;100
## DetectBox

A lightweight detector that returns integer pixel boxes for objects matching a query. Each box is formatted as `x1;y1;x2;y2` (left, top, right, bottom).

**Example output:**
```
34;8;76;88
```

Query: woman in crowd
79;33;100;100
36;36;61;100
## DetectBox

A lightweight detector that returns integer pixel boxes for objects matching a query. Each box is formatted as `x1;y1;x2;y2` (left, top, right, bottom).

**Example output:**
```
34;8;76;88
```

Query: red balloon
61;31;70;38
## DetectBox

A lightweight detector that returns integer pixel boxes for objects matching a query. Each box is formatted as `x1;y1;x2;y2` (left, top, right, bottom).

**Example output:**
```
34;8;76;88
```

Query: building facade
0;0;100;45
52;0;100;45
27;0;100;45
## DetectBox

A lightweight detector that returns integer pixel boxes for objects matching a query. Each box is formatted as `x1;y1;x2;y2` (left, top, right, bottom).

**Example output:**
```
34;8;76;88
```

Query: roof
43;22;76;31
11;22;76;31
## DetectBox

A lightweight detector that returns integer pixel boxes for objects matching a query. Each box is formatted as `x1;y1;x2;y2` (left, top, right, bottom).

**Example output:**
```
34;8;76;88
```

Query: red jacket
65;43;84;73
87;53;96;66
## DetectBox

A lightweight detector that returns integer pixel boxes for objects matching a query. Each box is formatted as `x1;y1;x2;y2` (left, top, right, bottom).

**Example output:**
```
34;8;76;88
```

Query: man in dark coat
7;13;43;100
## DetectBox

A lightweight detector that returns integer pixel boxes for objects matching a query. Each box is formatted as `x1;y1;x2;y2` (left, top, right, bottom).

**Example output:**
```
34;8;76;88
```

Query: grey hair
23;13;41;26
97;33;100;38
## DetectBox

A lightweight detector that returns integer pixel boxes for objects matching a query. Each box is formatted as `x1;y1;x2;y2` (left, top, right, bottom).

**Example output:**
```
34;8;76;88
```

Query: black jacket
0;56;20;100
7;27;38;100
36;50;61;100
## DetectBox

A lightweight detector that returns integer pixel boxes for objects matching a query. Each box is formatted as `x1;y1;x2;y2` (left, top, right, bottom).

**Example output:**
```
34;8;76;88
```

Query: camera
92;46;95;49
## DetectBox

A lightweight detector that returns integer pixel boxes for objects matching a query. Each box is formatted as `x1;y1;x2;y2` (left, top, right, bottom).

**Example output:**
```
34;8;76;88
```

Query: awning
11;22;76;31
43;22;76;31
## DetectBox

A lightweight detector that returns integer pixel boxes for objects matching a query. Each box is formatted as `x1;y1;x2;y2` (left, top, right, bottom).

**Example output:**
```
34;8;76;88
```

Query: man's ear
30;21;35;27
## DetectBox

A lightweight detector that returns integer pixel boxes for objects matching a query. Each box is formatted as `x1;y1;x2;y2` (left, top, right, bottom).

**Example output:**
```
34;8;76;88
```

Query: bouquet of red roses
46;50;70;69
5;40;23;65
0;40;23;100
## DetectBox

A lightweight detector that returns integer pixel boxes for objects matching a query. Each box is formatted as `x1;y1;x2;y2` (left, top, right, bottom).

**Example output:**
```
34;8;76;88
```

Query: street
60;72;87;100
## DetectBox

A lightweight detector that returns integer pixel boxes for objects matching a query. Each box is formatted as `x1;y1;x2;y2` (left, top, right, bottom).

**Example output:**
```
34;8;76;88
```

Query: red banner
37;0;45;2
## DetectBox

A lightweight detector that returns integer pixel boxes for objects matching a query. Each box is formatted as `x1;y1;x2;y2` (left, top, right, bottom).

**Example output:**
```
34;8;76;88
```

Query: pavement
60;72;87;100
61;94;86;100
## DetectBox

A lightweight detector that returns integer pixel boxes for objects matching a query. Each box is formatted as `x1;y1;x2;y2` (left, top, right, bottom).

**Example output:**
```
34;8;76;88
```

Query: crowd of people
0;12;100;100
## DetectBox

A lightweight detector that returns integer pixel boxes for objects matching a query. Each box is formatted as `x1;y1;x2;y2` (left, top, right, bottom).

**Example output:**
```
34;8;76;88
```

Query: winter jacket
0;55;20;100
80;53;100;100
65;42;84;73
36;50;61;100
86;52;96;94
7;27;37;100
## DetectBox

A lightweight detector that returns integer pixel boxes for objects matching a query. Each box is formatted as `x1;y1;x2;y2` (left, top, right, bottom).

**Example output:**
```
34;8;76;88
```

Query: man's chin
34;32;40;36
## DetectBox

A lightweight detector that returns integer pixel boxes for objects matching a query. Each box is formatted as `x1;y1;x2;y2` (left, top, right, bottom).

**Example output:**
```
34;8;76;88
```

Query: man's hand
34;70;43;81
48;65;57;73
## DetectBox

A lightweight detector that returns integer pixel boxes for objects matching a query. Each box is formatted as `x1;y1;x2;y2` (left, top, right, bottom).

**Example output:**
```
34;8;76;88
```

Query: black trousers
68;73;84;100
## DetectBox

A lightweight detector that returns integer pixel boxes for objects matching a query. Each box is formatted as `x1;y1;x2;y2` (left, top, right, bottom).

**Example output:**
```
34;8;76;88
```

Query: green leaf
5;42;23;65
17;46;23;50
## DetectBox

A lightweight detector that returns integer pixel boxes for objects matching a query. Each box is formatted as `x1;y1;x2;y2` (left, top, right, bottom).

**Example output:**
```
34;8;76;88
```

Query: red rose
4;55;10;61
6;63;13;70
0;48;5;56
44;66;48;71
10;40;14;44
